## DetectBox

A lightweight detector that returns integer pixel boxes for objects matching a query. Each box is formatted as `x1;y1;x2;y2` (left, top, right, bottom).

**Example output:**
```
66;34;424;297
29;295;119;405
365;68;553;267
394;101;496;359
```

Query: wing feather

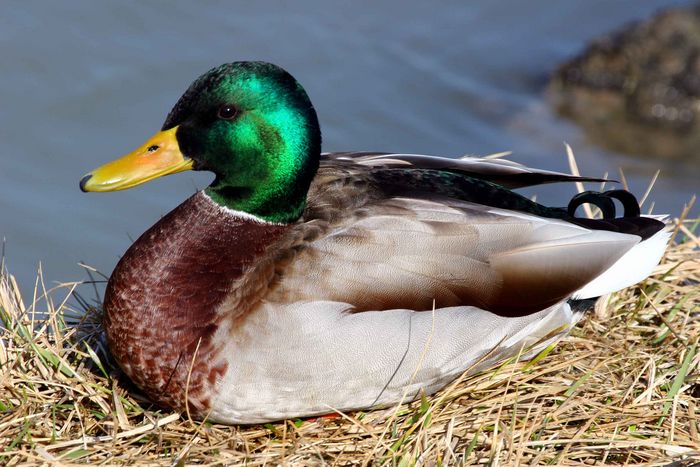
268;196;638;316
323;152;607;188
255;156;663;317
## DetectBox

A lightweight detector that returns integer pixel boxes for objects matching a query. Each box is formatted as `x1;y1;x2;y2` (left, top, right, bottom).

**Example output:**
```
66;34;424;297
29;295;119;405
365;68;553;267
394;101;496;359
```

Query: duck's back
270;154;664;315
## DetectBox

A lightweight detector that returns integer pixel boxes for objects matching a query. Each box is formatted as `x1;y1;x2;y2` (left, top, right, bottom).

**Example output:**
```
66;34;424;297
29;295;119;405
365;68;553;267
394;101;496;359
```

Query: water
1;1;697;294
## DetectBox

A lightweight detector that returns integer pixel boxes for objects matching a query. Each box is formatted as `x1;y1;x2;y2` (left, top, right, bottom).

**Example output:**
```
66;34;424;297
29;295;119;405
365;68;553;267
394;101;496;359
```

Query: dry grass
1;212;698;466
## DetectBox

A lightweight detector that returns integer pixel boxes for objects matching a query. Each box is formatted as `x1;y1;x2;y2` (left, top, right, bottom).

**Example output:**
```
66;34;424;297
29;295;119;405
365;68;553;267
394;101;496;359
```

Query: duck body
83;62;669;424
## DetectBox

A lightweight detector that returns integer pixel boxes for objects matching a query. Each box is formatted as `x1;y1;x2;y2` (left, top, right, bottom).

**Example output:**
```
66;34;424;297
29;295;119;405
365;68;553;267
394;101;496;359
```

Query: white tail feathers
573;224;671;299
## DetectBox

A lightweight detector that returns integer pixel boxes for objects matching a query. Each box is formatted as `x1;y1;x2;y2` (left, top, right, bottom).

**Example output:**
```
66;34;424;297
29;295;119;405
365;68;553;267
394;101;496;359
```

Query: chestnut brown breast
103;191;290;413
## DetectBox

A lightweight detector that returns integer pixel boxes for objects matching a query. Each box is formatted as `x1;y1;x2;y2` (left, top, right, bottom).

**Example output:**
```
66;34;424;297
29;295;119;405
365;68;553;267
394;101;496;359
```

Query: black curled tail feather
568;189;641;219
565;189;665;240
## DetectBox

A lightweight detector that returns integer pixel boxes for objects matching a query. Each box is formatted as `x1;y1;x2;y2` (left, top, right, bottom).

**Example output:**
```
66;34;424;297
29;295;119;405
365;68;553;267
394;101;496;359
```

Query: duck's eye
218;105;239;120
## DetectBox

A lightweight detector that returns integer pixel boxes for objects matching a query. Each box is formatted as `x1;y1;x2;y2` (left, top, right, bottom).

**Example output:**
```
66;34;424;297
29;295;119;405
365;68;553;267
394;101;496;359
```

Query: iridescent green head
80;61;322;223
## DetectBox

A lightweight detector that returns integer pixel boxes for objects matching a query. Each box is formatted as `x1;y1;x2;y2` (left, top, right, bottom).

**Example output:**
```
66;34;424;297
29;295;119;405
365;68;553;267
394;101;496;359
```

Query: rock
549;5;700;160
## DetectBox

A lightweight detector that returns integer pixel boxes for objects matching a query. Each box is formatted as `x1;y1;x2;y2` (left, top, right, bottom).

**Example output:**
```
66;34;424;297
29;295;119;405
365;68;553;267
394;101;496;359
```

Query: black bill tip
79;174;92;192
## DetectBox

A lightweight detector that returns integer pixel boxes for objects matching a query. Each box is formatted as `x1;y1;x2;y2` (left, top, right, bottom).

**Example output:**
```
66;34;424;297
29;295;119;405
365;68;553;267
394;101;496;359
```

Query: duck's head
80;61;321;223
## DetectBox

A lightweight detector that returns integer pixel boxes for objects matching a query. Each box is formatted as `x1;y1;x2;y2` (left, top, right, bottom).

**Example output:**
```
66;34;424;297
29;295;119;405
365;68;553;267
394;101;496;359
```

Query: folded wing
271;197;640;316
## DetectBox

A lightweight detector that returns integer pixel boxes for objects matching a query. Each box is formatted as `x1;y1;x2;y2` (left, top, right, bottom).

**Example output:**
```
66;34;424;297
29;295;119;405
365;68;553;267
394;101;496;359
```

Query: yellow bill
80;126;194;192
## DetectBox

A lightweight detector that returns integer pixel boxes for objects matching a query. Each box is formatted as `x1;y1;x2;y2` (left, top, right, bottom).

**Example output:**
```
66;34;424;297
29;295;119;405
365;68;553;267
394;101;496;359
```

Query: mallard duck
80;61;669;424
